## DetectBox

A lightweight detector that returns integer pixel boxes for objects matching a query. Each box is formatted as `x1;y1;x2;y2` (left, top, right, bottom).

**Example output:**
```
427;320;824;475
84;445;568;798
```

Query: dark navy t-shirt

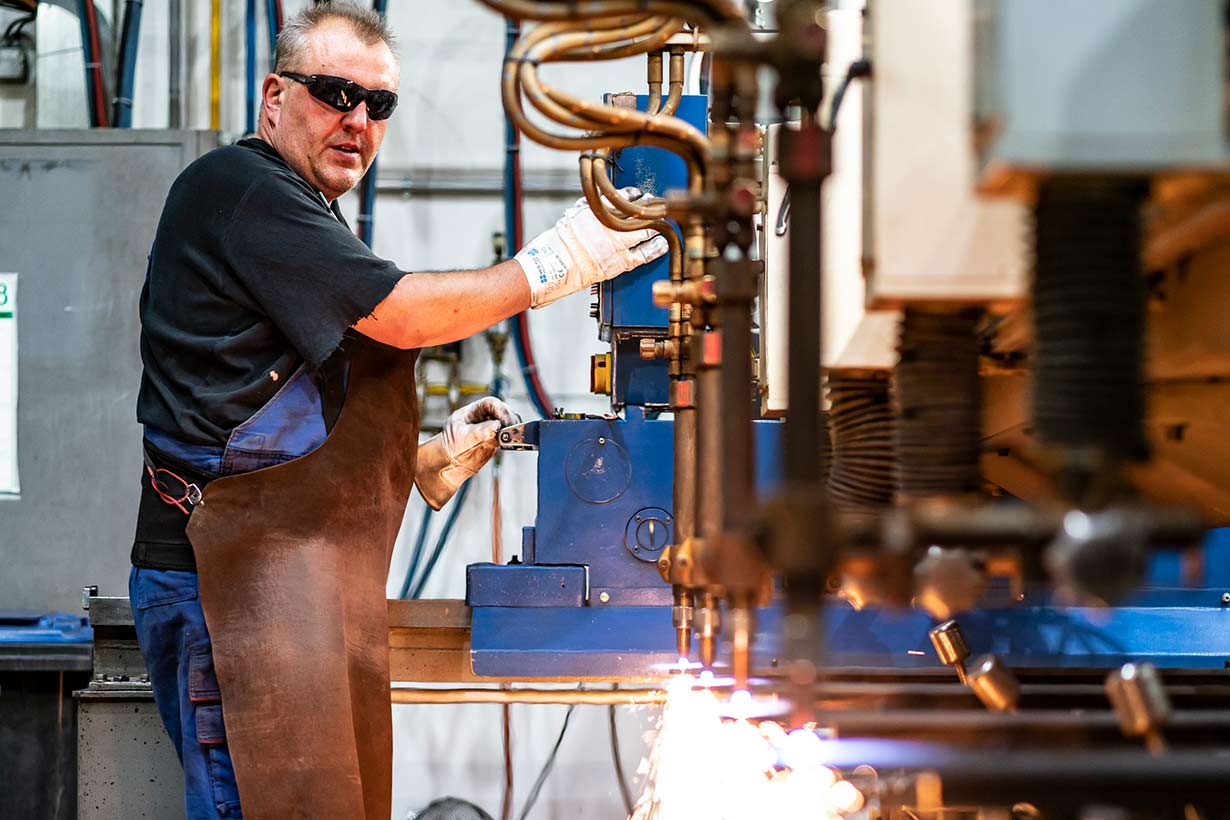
137;138;403;446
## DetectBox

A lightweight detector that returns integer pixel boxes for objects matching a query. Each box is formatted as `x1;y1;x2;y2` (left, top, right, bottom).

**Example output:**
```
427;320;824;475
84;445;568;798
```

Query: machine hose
893;309;982;500
1032;177;1149;468
826;372;894;511
245;0;257;133
112;0;143;127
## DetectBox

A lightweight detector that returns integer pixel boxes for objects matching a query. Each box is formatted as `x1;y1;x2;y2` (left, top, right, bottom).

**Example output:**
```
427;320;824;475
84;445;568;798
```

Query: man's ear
262;74;284;126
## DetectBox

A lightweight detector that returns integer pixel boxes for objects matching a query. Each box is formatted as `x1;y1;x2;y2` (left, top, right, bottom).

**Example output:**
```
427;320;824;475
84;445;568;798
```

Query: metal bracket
498;420;540;451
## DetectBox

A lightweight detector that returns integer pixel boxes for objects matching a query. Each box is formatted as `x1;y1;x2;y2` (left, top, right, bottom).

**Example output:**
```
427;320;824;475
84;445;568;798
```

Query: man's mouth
330;144;361;159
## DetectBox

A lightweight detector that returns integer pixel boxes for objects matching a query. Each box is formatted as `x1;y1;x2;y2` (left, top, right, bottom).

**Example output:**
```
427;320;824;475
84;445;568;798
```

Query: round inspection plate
624;506;674;562
565;436;632;504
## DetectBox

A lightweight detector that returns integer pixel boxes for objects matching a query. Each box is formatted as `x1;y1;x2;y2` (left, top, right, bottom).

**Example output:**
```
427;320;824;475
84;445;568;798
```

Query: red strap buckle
146;464;203;515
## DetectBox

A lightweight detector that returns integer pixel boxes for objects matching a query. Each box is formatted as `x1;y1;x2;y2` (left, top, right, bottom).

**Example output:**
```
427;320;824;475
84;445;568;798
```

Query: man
130;5;667;819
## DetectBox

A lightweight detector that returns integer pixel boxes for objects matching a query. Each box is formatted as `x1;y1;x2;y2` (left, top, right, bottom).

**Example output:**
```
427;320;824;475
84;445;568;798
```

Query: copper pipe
391;687;670;705
696;591;719;668
647;51;664;113
556;21;684;61
545;16;674;62
502;24;706;171
579;156;684;282
661;49;685;116
579;155;658;230
591;151;669;219
729;597;753;691
513;20;707;162
479;0;741;24
673;404;696;540
530;70;708;155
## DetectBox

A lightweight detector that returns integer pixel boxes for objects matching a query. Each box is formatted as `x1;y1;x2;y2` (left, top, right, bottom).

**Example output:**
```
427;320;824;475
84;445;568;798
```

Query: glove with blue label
415;397;521;510
514;187;670;308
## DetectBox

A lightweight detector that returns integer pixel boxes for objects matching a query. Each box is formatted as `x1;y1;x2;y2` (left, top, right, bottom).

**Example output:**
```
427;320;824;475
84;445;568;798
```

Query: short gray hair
274;2;397;74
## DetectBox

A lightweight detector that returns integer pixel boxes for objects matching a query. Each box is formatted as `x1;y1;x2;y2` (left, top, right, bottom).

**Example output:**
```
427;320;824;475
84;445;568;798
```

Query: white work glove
415;397;521;510
515;187;670;308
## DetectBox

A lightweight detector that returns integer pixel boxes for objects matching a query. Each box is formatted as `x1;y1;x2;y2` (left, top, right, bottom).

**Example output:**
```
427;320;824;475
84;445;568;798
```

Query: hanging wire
396;503;435;599
609;704;634;816
409;479;473;599
517;704;576;820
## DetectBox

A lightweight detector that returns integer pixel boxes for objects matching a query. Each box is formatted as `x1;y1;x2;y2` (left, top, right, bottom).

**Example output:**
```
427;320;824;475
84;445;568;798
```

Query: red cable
273;0;283;29
83;1;108;126
518;311;553;416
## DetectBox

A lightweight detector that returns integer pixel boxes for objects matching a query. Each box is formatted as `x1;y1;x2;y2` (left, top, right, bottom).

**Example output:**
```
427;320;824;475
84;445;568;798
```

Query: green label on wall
0;272;17;495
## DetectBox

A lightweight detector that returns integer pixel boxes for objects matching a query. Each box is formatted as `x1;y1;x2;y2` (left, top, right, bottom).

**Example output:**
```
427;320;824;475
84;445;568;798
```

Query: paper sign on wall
0;273;17;496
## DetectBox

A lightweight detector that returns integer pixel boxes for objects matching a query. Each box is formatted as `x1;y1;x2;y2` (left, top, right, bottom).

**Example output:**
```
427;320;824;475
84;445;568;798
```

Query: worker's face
260;20;398;202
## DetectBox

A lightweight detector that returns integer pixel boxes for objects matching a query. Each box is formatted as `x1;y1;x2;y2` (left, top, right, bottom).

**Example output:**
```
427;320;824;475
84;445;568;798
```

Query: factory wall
0;2;657;818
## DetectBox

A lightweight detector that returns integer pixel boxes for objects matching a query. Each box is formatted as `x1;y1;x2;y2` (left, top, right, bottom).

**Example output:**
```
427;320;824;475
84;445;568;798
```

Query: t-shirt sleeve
222;175;405;369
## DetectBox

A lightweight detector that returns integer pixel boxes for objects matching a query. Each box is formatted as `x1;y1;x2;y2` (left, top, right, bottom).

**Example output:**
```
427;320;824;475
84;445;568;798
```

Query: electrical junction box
0;45;28;83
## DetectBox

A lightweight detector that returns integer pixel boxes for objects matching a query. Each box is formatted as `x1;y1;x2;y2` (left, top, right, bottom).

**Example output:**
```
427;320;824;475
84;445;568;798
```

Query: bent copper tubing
648;51;664;113
478;0;741;24
579;154;658;230
579;156;682;285
546;16;676;62
501;24;705;170
510;19;704;157
661;49;685;115
529;69;707;154
591;151;669;219
520;24;698;146
390;687;671;705
556;21;684;62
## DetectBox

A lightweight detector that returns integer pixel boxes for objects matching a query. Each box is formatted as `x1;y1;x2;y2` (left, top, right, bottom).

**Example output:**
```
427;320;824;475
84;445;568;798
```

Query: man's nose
341;102;370;131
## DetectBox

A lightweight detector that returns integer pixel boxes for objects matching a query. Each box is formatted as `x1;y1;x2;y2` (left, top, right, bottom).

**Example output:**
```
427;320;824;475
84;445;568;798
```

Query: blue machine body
466;408;783;611
467;89;1230;680
470;590;1230;679
0;611;92;645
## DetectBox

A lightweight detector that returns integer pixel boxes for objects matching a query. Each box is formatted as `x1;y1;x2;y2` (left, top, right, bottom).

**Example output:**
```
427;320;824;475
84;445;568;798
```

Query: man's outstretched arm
353;189;669;349
355;260;529;350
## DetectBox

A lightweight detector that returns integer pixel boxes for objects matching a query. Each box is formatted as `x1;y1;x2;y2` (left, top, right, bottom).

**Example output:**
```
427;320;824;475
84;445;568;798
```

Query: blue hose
397;503;435;599
410;479;472;599
245;0;257;133
112;0;143;127
357;160;377;247
355;0;387;248
265;0;279;69
77;1;96;127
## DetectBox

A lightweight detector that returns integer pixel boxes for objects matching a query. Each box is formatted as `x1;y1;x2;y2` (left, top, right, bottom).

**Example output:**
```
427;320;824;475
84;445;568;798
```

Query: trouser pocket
190;645;243;818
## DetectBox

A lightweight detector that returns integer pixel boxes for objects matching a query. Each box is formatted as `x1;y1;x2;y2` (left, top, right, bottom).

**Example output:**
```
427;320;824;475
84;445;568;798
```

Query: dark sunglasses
278;72;399;121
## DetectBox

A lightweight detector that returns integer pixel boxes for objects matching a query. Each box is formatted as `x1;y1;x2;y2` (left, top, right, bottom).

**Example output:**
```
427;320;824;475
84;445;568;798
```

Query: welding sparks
628;674;864;820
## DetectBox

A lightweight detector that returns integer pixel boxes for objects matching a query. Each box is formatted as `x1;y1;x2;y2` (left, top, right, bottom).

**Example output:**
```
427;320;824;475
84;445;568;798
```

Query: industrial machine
26;1;1230;817
457;0;1230;816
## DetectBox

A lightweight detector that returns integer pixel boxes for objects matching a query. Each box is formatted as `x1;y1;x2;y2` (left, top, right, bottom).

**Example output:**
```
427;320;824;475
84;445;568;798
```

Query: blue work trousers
130;566;243;819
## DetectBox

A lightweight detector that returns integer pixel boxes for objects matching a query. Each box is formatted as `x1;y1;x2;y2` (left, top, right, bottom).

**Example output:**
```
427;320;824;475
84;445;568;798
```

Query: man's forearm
354;259;531;349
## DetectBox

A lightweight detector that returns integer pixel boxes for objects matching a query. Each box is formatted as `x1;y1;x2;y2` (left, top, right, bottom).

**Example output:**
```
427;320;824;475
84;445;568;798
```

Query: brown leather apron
186;338;419;820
